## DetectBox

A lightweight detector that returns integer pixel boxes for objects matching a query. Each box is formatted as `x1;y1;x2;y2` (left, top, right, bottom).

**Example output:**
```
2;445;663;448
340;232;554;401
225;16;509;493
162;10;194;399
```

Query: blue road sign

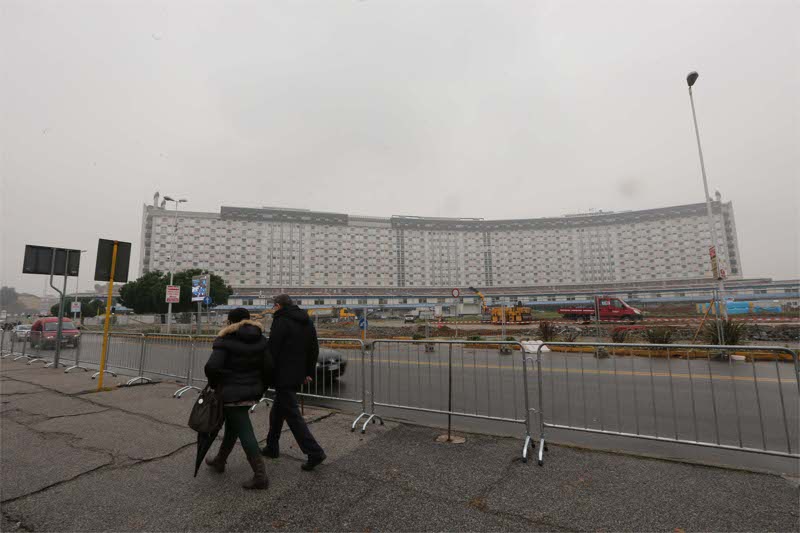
358;316;368;330
203;296;212;305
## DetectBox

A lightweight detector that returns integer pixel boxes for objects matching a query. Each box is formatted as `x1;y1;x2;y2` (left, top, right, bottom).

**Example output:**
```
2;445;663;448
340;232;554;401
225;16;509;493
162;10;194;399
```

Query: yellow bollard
97;242;118;391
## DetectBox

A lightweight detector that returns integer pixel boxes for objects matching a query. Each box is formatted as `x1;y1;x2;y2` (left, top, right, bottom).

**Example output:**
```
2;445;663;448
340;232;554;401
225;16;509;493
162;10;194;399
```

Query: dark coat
204;320;269;404
268;305;319;389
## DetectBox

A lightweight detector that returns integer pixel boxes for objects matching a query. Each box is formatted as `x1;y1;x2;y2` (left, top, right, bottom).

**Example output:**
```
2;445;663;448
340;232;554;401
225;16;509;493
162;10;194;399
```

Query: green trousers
221;406;260;457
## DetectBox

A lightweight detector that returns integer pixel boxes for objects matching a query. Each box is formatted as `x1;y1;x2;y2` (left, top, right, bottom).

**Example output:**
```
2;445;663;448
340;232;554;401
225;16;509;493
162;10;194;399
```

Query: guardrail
6;328;797;466
526;342;800;466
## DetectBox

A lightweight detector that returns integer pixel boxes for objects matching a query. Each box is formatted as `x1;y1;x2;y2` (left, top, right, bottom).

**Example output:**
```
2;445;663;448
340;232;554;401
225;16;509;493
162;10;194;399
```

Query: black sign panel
23;245;81;276
94;239;132;282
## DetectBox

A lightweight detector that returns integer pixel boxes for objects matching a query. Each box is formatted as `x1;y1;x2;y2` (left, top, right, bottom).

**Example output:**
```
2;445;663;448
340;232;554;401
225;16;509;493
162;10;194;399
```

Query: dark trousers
266;387;324;458
221;406;260;457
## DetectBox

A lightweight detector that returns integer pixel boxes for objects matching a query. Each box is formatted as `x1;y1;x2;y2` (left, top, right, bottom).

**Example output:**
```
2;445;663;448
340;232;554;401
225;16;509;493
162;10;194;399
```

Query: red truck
558;297;643;322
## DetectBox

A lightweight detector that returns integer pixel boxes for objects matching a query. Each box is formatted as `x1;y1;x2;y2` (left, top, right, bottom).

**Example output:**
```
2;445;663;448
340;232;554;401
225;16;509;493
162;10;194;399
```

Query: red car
30;317;81;349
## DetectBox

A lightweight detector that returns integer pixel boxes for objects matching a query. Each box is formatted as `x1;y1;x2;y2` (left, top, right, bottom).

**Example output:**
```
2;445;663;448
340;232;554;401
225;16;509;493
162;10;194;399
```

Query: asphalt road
9;331;798;468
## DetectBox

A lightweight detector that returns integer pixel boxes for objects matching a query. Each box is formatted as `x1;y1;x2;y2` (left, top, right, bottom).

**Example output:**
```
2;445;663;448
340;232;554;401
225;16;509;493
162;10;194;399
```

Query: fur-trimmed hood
217;319;264;339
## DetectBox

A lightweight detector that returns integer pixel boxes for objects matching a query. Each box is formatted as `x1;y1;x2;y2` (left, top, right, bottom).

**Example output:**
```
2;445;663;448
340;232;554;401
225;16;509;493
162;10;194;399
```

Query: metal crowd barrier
8;325;799;467
175;335;214;397
527;342;800;466
368;339;530;450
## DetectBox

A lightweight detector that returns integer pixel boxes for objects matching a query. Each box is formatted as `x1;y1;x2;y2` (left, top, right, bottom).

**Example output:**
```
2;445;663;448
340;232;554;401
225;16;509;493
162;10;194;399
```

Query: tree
1;286;19;308
51;298;105;321
119;269;232;316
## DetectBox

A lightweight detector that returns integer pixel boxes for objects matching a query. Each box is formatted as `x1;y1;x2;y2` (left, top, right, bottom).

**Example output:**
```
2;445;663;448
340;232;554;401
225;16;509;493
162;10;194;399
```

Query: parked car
313;348;347;384
11;324;32;342
29;317;80;349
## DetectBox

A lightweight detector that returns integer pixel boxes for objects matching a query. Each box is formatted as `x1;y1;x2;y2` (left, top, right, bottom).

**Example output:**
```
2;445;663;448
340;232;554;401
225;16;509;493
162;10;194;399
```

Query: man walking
262;294;326;470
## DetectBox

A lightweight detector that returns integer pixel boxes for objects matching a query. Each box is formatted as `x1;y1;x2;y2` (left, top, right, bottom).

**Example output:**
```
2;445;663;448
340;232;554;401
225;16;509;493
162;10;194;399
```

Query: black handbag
188;384;224;433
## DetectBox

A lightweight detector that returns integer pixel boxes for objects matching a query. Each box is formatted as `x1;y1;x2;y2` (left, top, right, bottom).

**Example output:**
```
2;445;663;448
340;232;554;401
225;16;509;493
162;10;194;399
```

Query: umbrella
194;429;220;477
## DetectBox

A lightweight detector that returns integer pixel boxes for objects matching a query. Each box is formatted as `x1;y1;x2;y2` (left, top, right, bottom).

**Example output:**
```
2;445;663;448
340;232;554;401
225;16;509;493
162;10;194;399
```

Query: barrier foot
27;358;47;365
64;365;89;373
44;361;66;368
522;435;534;463
249;396;272;414
360;414;384;434
91;370;117;380
351;412;367;432
537;437;546;466
13;355;29;361
125;376;153;386
173;385;201;398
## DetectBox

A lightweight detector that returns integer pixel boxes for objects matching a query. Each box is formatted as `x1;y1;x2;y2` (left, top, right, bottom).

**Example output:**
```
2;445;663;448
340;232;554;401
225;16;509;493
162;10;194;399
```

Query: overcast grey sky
1;0;798;296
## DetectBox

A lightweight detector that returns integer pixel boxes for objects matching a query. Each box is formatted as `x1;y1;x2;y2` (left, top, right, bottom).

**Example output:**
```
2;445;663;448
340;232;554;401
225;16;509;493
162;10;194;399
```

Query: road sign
358;316;368;330
452;288;460;298
70;301;81;313
709;246;720;279
192;275;209;303
95;239;131;282
203;296;212;305
166;285;180;304
23;245;81;276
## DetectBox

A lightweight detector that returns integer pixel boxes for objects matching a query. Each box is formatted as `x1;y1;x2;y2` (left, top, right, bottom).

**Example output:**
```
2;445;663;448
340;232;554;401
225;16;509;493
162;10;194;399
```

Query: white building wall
140;202;742;289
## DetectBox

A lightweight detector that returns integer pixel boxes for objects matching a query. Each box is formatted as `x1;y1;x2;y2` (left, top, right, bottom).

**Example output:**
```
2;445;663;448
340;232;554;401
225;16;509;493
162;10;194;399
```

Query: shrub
561;328;581;342
467;335;483;341
505;336;515;341
645;327;672;344
610;328;629;343
538;321;557;342
412;333;425;340
704;319;747;346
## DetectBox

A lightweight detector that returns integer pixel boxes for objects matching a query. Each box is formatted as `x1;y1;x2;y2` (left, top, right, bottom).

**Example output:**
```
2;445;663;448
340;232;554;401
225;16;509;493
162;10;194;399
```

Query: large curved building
140;198;742;291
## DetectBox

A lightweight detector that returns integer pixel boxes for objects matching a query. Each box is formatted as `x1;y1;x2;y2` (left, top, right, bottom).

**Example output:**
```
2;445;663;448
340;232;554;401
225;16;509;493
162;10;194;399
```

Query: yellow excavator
468;287;493;322
469;287;532;324
307;307;356;321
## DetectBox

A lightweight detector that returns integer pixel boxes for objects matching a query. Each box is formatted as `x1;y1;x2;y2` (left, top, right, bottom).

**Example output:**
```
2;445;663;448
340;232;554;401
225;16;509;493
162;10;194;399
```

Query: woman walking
204;308;269;489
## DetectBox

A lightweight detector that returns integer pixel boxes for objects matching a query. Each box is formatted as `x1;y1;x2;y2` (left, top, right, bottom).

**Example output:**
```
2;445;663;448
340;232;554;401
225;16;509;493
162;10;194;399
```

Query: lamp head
686;71;699;87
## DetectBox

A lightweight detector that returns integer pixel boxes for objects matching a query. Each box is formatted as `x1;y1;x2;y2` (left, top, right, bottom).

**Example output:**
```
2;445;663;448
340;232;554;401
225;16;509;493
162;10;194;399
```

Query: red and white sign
70;301;81;313
165;285;181;304
451;288;460;298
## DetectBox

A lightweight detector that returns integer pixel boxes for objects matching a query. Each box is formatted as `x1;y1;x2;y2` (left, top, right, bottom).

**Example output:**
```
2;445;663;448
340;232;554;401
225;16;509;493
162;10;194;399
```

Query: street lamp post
686;71;727;345
163;196;187;333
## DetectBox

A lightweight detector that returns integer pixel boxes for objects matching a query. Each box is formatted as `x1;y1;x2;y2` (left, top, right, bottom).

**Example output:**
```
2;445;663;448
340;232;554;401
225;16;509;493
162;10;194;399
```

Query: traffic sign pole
97;241;118;391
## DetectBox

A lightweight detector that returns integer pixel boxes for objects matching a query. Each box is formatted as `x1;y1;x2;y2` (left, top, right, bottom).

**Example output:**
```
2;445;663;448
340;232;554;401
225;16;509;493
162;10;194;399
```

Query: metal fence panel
530;342;800;465
369;339;528;425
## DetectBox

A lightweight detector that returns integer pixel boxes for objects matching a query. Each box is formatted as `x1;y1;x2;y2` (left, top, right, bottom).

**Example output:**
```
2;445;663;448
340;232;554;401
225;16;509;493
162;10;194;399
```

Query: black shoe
261;446;279;459
301;453;326;471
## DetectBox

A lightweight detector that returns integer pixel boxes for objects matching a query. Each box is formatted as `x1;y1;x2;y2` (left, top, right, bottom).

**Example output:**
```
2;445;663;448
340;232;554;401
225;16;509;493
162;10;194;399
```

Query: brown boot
205;441;234;473
242;454;269;490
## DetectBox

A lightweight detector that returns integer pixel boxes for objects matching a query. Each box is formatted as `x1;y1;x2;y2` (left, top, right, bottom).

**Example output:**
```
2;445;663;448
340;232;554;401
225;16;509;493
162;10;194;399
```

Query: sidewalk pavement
2;356;798;532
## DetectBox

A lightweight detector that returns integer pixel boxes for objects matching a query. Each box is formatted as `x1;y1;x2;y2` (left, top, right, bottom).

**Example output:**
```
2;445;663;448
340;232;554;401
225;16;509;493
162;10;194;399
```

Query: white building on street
139;198;742;291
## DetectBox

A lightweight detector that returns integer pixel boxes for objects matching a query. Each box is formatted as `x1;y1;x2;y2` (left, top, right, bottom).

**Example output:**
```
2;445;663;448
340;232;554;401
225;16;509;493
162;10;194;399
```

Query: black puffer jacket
268;305;319;388
205;320;269;404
